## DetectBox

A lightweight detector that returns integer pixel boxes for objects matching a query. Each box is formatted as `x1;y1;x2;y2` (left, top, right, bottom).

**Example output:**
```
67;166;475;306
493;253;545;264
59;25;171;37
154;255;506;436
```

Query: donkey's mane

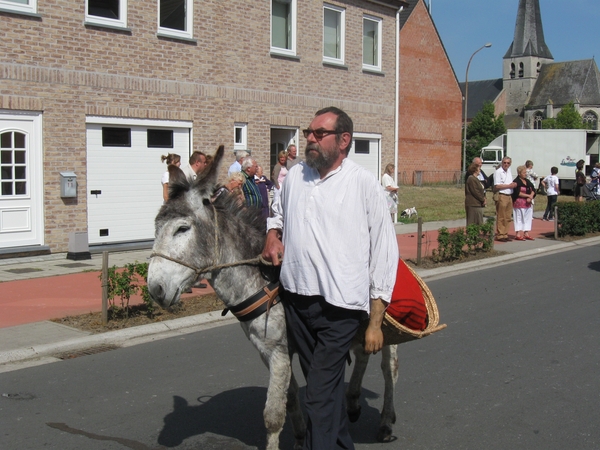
211;188;267;238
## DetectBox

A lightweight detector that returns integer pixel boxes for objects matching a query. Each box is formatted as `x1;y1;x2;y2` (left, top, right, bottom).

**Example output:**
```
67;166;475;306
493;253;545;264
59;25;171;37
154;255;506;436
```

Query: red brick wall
398;0;462;182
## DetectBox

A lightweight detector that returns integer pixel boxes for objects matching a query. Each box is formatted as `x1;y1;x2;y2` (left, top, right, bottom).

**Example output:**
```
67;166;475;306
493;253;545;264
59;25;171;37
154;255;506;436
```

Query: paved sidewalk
1;215;599;372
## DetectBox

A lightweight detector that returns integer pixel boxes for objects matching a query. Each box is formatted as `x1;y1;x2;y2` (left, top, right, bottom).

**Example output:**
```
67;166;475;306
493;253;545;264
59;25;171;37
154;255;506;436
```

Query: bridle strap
221;282;281;322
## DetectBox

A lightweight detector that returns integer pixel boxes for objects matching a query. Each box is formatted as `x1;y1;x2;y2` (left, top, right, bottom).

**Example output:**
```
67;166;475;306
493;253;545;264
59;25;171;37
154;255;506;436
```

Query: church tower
503;0;553;116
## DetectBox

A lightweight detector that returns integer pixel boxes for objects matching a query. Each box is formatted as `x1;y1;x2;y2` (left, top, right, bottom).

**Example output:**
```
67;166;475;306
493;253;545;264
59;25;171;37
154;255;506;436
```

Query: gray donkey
147;145;399;449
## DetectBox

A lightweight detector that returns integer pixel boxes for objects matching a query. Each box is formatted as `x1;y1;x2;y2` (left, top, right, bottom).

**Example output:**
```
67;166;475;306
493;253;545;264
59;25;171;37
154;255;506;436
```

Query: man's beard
305;143;339;171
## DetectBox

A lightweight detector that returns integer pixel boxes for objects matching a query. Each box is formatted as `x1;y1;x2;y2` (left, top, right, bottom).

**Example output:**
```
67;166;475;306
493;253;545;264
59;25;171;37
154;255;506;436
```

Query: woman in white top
381;163;399;221
541;166;559;221
271;151;288;209
160;153;181;202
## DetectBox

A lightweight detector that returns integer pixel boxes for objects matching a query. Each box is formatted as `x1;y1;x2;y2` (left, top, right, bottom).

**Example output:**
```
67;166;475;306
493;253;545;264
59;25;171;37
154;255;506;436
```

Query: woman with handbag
511;165;536;240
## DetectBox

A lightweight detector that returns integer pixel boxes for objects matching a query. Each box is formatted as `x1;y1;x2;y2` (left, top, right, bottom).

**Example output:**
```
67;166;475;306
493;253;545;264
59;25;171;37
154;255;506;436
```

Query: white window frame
271;0;297;57
363;14;382;72
157;0;194;41
85;0;128;29
323;4;345;65
234;123;248;151
0;0;37;15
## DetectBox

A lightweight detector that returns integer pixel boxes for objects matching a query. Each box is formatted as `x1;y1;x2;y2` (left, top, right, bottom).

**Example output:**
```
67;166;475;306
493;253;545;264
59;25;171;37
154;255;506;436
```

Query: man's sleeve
368;183;399;303
266;184;284;232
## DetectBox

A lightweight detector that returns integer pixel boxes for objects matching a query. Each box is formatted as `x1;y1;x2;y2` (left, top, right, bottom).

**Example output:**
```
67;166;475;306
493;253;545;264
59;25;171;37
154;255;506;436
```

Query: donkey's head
147;145;266;308
147;145;226;307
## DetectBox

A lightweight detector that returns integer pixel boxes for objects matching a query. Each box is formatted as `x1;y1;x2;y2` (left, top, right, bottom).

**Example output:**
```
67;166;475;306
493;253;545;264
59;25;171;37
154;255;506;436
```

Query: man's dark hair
315;106;354;143
551;166;558;175
189;151;206;165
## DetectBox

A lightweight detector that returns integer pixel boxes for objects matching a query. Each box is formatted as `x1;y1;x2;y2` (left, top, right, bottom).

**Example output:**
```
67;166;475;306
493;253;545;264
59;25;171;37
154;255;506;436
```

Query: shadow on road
158;388;267;448
157;385;391;448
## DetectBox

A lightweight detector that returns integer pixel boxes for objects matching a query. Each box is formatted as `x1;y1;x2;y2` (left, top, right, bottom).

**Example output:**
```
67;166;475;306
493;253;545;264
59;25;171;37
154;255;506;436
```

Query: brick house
398;0;462;185
1;0;417;255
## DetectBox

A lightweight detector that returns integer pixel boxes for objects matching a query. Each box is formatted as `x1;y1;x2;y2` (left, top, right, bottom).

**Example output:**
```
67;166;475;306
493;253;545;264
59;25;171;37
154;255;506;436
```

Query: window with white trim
0;0;37;15
234;123;247;150
323;4;345;65
0;130;28;196
271;0;296;57
85;0;128;29
158;0;193;40
363;15;382;71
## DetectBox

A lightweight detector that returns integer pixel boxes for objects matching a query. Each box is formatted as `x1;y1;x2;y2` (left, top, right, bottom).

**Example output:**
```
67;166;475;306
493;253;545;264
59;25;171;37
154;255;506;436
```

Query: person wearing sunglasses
262;107;398;449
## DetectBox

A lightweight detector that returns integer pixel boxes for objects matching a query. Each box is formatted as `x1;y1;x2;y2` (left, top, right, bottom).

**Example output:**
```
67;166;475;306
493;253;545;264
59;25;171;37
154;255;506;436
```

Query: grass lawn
396;185;575;223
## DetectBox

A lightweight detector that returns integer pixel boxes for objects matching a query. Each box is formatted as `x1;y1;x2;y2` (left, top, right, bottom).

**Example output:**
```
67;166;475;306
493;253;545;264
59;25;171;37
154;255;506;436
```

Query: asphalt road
1;244;599;449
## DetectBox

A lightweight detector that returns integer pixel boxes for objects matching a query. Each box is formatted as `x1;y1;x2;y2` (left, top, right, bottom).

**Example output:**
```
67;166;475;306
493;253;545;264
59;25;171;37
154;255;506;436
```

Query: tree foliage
542;102;585;129
464;101;506;167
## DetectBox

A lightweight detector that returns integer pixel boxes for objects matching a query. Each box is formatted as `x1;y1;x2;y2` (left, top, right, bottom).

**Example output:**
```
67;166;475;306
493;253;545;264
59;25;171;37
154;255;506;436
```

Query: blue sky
430;0;600;82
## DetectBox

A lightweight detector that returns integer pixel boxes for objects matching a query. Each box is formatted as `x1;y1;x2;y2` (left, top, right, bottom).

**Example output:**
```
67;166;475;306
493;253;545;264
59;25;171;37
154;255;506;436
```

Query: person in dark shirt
241;157;261;208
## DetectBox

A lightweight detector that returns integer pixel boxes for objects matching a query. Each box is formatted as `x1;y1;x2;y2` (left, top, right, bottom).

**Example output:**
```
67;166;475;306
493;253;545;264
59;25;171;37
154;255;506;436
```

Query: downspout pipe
394;5;403;223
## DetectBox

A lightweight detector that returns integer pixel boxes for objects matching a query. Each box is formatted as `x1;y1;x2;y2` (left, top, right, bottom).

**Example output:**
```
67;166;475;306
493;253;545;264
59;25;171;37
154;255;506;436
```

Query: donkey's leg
346;342;370;423
377;344;399;442
263;348;292;450
287;373;306;450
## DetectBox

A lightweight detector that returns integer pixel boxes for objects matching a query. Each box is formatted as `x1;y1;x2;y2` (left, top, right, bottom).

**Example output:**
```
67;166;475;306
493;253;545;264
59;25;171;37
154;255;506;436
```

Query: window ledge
156;32;197;44
84;21;132;33
323;61;348;70
0;7;41;18
270;51;300;62
362;68;385;76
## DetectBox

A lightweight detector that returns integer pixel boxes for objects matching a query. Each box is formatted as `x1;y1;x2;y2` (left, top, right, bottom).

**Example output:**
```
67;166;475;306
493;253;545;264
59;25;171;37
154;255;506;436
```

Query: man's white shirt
267;159;398;313
494;167;513;194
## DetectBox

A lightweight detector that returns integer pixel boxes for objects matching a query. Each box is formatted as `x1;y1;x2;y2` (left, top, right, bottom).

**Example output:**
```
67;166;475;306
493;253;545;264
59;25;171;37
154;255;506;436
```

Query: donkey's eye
174;225;190;235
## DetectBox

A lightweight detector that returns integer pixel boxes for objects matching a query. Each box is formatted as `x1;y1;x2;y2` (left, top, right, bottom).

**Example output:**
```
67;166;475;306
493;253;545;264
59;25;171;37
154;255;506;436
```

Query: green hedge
557;201;600;237
432;220;495;262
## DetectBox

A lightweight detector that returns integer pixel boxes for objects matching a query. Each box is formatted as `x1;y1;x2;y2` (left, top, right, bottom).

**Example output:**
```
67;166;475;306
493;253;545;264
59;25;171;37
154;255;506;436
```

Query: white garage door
86;118;191;245
350;133;381;179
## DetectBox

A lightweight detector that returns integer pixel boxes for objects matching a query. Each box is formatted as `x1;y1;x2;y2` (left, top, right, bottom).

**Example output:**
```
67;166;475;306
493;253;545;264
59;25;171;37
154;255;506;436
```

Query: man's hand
364;298;387;354
261;229;284;266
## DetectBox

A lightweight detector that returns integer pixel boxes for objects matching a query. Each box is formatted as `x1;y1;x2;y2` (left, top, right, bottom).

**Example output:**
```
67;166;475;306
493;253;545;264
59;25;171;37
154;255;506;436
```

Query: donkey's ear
197;145;224;187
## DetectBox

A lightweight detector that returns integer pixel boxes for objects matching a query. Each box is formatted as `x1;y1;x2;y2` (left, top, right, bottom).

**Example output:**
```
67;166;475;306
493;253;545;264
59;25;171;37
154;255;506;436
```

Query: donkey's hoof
376;424;394;442
347;406;361;423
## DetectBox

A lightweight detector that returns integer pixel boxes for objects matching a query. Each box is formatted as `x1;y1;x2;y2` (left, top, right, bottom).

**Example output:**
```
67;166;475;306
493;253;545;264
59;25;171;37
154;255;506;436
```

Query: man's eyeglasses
302;129;341;139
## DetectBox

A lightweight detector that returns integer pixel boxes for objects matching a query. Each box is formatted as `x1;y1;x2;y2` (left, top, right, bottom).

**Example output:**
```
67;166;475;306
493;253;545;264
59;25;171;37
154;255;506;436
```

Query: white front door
86;119;191;245
350;134;381;179
0;113;43;248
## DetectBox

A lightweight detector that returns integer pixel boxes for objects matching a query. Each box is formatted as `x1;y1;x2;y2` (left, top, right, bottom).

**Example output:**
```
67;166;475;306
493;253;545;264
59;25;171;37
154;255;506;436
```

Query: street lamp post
462;43;492;174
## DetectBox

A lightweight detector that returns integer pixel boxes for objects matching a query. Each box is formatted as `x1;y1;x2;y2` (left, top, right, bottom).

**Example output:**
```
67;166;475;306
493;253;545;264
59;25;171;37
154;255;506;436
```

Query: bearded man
261;106;398;449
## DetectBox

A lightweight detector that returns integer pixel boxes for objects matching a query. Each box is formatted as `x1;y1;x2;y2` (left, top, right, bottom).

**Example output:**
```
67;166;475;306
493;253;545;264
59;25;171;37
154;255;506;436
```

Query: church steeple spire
504;0;553;59
502;0;554;115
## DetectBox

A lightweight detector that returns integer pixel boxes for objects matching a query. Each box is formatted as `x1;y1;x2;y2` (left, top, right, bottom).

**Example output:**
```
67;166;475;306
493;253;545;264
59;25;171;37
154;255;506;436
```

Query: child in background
542;167;559;221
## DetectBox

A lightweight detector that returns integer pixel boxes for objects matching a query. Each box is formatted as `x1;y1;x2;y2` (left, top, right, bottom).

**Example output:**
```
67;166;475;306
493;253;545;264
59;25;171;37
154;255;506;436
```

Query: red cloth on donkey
386;259;428;331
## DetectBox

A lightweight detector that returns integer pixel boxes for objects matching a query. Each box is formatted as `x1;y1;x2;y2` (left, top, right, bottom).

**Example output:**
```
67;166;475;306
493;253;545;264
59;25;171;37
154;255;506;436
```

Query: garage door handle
90;190;102;195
